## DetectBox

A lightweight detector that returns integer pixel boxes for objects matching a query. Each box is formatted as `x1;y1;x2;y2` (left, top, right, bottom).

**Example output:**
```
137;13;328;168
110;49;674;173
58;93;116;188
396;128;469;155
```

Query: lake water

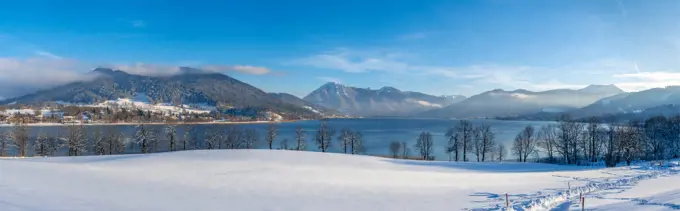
1;118;554;160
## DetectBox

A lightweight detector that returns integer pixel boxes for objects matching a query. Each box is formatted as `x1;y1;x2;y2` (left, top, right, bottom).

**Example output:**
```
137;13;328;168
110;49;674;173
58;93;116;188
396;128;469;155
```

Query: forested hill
1;67;319;119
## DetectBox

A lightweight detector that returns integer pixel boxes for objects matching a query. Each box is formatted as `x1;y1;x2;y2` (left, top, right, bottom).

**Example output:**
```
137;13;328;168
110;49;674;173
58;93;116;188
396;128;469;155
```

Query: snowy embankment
0;150;677;211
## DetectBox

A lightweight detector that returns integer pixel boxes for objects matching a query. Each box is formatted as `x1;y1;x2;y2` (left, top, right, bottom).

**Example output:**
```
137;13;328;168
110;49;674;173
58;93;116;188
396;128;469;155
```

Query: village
0;104;286;126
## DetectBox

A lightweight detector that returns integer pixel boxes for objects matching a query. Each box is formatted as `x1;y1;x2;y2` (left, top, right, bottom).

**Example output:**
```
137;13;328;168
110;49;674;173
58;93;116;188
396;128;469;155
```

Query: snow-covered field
0;150;678;211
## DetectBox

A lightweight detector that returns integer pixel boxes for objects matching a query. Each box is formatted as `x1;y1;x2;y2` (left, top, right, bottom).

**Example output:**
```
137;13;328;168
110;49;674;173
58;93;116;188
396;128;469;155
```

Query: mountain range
418;85;624;119
5;67;680;121
302;82;466;116
1;68;320;119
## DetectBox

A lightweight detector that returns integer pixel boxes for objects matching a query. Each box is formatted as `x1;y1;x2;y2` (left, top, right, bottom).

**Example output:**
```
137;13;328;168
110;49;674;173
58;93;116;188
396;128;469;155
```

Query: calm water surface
2;118;554;160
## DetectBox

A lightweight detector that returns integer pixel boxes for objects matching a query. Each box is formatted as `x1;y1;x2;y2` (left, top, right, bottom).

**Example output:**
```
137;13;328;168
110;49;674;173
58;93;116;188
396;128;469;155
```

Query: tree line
525;115;680;167
0;119;366;157
389;120;506;162
388;115;680;168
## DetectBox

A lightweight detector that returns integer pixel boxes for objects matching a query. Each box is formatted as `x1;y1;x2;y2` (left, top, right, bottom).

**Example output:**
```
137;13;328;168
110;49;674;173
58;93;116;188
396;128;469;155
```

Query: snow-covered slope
0;150;676;211
94;93;215;115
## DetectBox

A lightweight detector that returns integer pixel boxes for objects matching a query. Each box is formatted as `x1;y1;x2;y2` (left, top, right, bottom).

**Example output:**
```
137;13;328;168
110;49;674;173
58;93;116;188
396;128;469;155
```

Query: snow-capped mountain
268;92;345;117
419;85;624;118
303;82;466;116
1;67;319;119
573;86;680;118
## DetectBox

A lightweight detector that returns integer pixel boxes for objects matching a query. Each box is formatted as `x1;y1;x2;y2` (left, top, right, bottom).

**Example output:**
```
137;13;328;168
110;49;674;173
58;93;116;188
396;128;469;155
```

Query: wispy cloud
0;57;95;97
613;71;680;91
289;48;449;75
290;48;664;95
316;76;343;84
131;20;146;28
204;65;271;75
34;50;62;59
113;63;272;76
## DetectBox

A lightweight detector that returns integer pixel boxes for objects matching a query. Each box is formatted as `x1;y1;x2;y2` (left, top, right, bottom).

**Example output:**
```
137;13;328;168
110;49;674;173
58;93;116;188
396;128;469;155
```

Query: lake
0;118;555;160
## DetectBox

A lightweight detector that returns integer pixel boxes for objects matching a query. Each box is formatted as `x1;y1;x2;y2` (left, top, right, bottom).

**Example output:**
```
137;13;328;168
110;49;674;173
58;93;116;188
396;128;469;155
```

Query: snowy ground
0;150;678;211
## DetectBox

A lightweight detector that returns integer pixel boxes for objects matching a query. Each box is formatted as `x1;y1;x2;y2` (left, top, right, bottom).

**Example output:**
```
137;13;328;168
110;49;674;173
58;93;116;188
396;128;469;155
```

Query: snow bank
0;150;671;211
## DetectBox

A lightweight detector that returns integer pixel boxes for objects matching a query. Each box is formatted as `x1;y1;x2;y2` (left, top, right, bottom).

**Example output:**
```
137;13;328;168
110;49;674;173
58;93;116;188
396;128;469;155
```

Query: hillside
1;150;677;211
1;68;319;119
268;92;344;116
573;86;680;118
303;82;466;116
419;85;624;119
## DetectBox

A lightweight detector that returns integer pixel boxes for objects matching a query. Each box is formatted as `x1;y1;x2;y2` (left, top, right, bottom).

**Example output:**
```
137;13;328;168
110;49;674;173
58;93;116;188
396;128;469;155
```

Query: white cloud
290;48;649;95
613;71;680;91
290;48;451;76
113;63;180;76
34;50;62;59
0;57;96;97
113;63;272;76
203;65;270;75
316;76;343;84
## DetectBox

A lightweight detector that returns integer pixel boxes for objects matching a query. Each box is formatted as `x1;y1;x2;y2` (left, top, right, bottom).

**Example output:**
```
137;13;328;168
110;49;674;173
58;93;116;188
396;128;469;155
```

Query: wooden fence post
568;182;571;193
581;196;585;211
506;193;509;208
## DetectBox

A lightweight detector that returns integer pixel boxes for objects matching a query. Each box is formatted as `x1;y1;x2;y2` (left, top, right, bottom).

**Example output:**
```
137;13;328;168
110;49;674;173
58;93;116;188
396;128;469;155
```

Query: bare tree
415;131;434;160
338;128;352;154
166;124;177;151
473;127;483;162
11;123;30;157
401;141;410;159
92;127;107;155
135;124;150;153
480;125;496;162
243;128;259;149
537;124;558;163
231;127;244;149
315;119;335;152
445;128;460;161
457;120;474;161
389;141;401;158
204;127;218;150
295;126;306;151
150;128;160;152
67;124;87;156
621;120;644;165
34;131;50;157
604;123;620;167
513;126;537;162
350;131;365;154
0;131;11;156
497;143;507;162
105;127;119;155
225;126;241;149
266;123;278;150
512;134;523;162
280;138;290;150
585;117;603;162
112;132;126;154
556;116;583;164
644;116;668;160
182;129;191;150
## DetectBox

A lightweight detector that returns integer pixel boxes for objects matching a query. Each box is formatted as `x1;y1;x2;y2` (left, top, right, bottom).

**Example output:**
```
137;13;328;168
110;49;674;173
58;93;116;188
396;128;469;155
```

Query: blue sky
2;0;680;98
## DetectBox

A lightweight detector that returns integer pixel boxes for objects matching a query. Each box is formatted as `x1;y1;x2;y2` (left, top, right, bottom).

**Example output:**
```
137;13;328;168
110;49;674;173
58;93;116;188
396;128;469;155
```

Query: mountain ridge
1;68;320;119
418;85;625;119
303;82;466;116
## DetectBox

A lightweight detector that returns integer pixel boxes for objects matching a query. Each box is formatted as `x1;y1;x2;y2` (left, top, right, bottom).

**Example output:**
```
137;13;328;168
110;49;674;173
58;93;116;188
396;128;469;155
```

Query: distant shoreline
0;120;306;127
